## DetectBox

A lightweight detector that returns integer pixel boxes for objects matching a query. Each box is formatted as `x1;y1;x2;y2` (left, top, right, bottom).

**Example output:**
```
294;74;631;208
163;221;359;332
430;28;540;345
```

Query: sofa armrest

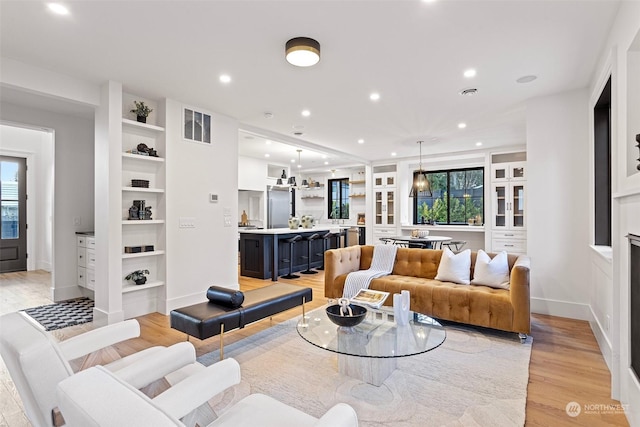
510;255;531;334
314;403;359;427
324;246;362;298
58;319;140;361
153;358;241;420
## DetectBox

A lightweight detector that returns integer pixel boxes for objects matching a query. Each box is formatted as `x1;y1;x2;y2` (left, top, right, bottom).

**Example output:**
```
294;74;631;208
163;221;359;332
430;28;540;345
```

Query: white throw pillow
435;248;471;285
471;250;510;289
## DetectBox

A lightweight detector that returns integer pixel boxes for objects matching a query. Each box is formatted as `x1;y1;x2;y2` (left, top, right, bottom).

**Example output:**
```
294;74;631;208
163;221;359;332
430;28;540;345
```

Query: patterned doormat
22;297;94;331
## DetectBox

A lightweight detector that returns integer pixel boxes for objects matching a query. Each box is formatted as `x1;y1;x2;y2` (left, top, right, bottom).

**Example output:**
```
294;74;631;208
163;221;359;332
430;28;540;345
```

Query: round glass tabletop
296;305;446;358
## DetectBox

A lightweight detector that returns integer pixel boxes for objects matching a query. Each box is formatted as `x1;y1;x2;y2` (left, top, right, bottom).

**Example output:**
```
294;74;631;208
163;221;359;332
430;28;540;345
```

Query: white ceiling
0;0;620;170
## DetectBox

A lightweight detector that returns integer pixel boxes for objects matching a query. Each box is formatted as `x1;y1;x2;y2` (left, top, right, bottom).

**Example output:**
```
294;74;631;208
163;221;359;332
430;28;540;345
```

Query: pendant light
409;141;432;197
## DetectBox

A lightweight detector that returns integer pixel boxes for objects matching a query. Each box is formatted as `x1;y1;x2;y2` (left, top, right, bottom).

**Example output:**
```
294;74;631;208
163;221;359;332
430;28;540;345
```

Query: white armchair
0;312;198;427
57;362;359;427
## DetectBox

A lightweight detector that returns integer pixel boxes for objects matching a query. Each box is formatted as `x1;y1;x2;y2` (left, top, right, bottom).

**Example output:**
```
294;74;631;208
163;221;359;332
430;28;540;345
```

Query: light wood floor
0;270;630;426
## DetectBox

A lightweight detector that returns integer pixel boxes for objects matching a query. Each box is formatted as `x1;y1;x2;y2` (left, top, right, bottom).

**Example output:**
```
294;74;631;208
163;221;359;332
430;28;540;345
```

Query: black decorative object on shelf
128;200;152;220
136;143;158;157
131;179;150;188
636;134;640;171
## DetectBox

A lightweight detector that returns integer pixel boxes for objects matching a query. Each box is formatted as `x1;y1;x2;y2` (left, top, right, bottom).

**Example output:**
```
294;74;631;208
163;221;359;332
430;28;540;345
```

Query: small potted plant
125;269;149;286
130;101;153;123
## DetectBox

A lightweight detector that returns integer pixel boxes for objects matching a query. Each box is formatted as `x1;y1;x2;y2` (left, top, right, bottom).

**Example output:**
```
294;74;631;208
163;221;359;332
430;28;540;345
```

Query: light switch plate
179;217;196;228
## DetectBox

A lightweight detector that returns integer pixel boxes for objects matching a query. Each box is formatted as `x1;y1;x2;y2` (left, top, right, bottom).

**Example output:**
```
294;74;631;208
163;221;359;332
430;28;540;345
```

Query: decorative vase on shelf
288;217;300;230
135;277;147;286
393;290;410;326
136;115;147;124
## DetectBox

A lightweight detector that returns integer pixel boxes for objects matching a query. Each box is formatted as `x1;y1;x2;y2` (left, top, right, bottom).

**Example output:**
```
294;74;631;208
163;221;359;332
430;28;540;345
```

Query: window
328;178;349;219
413;167;484;225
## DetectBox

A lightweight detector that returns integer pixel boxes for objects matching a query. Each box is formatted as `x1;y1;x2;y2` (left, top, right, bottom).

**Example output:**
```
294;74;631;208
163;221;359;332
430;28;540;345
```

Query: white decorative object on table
418;230;430;237
288;217;300;230
393;290;410;325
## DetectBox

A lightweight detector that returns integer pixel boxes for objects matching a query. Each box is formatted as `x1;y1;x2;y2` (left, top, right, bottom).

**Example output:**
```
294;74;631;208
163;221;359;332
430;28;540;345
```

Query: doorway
0;156;27;272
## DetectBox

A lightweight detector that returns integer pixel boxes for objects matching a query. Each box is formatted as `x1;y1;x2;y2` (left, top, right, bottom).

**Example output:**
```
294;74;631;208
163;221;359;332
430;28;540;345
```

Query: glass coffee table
297;305;446;386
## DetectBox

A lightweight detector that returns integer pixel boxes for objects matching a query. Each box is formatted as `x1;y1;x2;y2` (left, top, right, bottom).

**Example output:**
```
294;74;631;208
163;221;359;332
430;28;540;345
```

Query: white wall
0;103;94;301
589;1;640;422
164;99;239;310
526;89;591;319
0;124;54;272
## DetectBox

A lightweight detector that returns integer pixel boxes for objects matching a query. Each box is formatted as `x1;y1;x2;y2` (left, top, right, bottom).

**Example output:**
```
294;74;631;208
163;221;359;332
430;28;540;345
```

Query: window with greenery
328;178;349;219
413;167;484;225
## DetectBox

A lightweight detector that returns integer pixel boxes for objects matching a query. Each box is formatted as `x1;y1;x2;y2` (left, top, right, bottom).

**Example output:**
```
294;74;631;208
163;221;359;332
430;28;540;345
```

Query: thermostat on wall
210;193;218;203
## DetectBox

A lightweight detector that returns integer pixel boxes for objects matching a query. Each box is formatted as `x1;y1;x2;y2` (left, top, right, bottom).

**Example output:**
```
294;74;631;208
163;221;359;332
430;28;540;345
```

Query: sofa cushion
434;248;471;285
471;250;510;289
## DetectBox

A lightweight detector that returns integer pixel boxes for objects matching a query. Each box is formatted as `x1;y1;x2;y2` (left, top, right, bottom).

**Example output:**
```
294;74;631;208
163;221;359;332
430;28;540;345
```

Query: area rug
22;297;93;331
197;311;532;427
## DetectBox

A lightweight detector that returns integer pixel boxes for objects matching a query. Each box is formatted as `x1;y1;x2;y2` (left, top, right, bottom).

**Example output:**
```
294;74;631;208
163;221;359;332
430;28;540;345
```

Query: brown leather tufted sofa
324;245;531;336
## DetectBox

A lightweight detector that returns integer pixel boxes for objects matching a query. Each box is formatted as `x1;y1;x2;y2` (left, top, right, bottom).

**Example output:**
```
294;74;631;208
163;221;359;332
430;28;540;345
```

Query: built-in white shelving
122;280;165;294
122;250;165;259
122;187;165;193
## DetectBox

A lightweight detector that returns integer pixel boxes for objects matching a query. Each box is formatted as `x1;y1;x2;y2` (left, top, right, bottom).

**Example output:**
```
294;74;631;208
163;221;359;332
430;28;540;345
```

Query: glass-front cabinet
492;182;526;230
491;161;525;182
375;189;395;226
373;172;396;188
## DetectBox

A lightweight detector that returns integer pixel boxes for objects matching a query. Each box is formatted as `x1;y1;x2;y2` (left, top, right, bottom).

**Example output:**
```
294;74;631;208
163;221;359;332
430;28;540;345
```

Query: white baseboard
52;284;83;302
530;297;591;320
92;307;124;327
589;306;613;371
165;292;208;313
35;260;52;272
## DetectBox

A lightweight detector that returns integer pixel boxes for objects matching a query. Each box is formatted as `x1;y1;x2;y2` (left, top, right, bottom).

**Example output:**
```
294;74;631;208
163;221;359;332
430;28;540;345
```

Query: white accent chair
57;362;359;427
0;312;198;427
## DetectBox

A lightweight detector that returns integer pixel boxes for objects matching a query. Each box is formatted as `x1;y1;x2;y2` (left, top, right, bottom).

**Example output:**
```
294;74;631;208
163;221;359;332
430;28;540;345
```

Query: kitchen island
239;227;345;281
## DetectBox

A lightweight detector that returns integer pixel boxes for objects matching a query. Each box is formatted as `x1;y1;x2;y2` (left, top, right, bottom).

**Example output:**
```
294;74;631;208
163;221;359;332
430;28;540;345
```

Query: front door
0;156;27;273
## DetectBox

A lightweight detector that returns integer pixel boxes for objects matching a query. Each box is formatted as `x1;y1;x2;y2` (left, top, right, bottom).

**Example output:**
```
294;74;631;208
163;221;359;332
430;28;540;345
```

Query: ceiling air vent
459;88;478;96
293;131;304;136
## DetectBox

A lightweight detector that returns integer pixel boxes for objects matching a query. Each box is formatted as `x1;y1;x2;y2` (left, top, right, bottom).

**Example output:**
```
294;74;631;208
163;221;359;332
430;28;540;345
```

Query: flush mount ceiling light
286;37;320;67
409;141;432;198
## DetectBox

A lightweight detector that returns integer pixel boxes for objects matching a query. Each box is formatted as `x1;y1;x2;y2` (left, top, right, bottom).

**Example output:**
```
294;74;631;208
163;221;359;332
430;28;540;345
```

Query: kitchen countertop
239;226;346;235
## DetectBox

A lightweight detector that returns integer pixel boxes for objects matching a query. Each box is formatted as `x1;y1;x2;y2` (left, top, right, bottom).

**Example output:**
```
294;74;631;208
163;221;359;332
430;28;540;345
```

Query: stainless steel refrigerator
267;186;290;228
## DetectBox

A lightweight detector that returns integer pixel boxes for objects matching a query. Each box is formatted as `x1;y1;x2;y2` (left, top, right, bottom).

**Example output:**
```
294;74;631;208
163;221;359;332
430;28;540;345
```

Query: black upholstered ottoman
170;283;312;359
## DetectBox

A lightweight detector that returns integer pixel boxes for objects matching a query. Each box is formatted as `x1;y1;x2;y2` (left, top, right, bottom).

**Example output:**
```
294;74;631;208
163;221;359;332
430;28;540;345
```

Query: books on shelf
350;289;389;308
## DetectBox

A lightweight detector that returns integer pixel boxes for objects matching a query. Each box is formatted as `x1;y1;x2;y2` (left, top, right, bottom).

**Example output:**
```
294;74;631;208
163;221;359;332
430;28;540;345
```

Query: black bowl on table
326;304;368;327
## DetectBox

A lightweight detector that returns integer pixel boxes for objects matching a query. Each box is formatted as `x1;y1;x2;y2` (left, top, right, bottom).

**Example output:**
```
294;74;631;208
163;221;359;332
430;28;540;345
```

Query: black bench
170;283;312;359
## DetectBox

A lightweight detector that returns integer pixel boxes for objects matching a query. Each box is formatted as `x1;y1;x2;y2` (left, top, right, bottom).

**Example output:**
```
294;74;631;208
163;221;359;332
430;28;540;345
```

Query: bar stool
281;235;302;279
301;233;320;274
442;240;467;253
315;231;333;271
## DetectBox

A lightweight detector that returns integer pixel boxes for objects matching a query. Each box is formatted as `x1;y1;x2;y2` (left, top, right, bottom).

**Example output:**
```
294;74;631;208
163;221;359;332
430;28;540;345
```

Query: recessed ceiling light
219;74;231;84
476;142;483;146
322;155;327;159
464;69;477;78
264;153;270;158
301;109;311;117
47;3;69;15
517;75;538;83
458;122;467;129
291;159;296;163
370;93;380;101
391;152;397;156
324;161;329;165
265;140;272;145
357;139;365;144
297;164;301;168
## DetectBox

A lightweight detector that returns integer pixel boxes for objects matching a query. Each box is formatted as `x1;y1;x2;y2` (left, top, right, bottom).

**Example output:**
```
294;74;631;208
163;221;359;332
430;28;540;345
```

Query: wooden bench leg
220;323;225;361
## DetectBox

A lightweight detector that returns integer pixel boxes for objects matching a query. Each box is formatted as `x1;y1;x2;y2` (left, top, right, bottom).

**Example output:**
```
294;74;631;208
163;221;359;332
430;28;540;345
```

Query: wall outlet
210;193;218;203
